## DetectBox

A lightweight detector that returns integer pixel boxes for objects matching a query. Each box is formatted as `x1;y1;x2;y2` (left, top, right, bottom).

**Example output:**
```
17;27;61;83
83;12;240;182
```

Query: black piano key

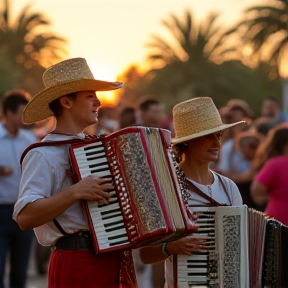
108;233;128;241
106;225;126;233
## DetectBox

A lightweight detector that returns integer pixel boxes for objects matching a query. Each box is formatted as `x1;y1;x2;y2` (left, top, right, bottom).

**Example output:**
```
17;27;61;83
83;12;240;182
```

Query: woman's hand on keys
73;176;114;203
165;235;207;256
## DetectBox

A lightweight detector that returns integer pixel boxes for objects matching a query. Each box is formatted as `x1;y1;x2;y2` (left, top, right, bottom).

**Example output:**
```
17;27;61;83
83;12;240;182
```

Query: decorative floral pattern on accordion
117;132;166;234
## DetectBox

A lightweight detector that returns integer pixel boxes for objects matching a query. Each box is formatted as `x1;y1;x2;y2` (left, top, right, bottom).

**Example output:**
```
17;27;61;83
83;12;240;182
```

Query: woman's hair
172;142;189;163
48;92;77;119
253;126;288;171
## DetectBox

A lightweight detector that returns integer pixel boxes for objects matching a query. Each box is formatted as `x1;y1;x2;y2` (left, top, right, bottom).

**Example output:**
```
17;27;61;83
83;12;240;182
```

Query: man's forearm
17;186;78;230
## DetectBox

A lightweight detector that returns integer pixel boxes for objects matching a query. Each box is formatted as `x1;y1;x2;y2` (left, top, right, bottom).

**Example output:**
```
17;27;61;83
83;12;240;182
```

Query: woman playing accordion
140;97;245;288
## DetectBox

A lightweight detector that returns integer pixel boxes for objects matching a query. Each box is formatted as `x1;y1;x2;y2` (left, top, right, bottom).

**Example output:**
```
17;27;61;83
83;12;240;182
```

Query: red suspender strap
20;138;89;166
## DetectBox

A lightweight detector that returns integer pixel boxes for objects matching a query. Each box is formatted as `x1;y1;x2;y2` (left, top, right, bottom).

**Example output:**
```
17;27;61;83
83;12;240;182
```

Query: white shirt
0;123;36;204
165;171;242;288
13;133;88;246
187;171;242;206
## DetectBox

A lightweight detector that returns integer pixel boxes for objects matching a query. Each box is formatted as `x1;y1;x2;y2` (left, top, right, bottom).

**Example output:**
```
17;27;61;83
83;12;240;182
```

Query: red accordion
69;126;195;254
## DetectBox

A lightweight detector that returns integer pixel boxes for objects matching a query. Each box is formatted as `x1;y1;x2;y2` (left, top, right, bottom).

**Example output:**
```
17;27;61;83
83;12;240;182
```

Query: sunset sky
9;0;268;103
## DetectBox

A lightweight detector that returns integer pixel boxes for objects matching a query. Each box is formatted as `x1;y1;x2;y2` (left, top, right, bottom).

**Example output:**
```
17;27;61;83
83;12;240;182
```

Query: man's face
6;104;26;129
261;100;279;118
142;104;163;128
68;90;101;127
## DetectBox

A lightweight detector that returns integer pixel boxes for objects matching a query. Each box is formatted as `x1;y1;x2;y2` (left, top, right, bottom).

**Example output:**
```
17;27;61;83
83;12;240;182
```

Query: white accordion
172;205;288;288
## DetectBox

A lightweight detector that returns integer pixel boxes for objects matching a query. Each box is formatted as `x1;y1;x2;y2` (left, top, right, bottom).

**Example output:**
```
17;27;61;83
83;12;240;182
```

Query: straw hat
23;57;123;124
172;97;245;144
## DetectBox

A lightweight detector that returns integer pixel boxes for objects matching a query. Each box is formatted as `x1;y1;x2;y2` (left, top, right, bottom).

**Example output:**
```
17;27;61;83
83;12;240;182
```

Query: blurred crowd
1;90;288;288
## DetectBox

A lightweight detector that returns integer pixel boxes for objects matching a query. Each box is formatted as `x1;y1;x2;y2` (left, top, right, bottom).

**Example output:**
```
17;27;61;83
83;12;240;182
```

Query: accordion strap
20;135;102;166
185;173;231;206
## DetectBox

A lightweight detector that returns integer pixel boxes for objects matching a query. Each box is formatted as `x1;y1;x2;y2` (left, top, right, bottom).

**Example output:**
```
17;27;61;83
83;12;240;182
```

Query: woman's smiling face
186;132;223;163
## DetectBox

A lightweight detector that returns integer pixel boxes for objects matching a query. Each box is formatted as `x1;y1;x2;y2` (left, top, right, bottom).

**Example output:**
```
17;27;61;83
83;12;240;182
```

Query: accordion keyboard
177;211;217;286
73;142;129;250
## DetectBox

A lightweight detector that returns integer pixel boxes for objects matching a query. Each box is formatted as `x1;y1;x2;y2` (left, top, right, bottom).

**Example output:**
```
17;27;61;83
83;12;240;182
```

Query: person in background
119;107;136;129
261;96;288;124
216;101;252;176
224;131;262;210
94;106;118;135
138;97;163;128
251;127;288;226
0;90;35;288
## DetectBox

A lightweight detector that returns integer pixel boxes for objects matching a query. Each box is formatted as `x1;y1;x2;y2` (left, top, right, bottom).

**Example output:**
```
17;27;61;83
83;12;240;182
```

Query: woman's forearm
140;244;168;264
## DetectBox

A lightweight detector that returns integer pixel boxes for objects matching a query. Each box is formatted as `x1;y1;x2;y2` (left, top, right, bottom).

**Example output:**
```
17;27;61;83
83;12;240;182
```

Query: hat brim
23;78;123;124
172;121;246;145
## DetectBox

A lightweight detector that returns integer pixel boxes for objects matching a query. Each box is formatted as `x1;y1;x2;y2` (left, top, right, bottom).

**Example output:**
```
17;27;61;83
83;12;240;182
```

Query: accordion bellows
69;126;196;253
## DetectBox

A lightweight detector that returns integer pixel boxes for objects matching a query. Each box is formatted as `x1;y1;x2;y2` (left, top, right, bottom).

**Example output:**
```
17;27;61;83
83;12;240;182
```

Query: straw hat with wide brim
172;97;246;145
23;57;123;124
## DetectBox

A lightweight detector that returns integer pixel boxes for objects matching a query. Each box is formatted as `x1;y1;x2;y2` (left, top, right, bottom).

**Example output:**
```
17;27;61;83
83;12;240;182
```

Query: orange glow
97;91;119;106
87;60;120;106
12;0;262;82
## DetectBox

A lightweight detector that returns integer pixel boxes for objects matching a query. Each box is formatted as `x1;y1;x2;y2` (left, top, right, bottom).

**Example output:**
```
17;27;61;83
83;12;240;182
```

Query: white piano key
93;211;122;220
178;255;208;262
178;276;208;282
178;268;207;274
98;236;129;245
94;215;124;226
178;262;207;267
75;153;107;162
94;222;124;232
81;170;111;178
89;202;120;213
78;156;108;166
74;145;104;155
108;197;118;203
79;165;109;174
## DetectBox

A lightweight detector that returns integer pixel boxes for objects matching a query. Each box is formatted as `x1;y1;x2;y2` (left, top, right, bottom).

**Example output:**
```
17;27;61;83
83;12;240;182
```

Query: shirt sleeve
13;150;56;220
255;158;278;190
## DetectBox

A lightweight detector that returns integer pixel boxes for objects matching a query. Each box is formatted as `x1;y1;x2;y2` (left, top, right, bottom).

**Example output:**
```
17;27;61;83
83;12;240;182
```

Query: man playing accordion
13;58;137;288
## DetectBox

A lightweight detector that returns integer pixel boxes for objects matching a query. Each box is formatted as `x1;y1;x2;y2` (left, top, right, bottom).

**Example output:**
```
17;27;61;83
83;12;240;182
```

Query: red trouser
48;249;122;288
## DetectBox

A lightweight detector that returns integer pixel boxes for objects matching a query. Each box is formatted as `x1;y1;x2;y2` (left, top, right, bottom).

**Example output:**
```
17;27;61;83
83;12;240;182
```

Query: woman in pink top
251;127;288;226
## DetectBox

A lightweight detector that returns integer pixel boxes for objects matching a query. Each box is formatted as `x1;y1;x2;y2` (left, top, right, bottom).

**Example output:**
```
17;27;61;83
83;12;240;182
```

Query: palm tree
0;0;67;95
228;2;288;74
143;11;243;109
147;11;236;66
0;1;67;69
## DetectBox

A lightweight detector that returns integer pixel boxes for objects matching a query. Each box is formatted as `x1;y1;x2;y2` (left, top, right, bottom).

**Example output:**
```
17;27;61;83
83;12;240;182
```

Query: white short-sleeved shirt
164;171;243;288
13;133;88;246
